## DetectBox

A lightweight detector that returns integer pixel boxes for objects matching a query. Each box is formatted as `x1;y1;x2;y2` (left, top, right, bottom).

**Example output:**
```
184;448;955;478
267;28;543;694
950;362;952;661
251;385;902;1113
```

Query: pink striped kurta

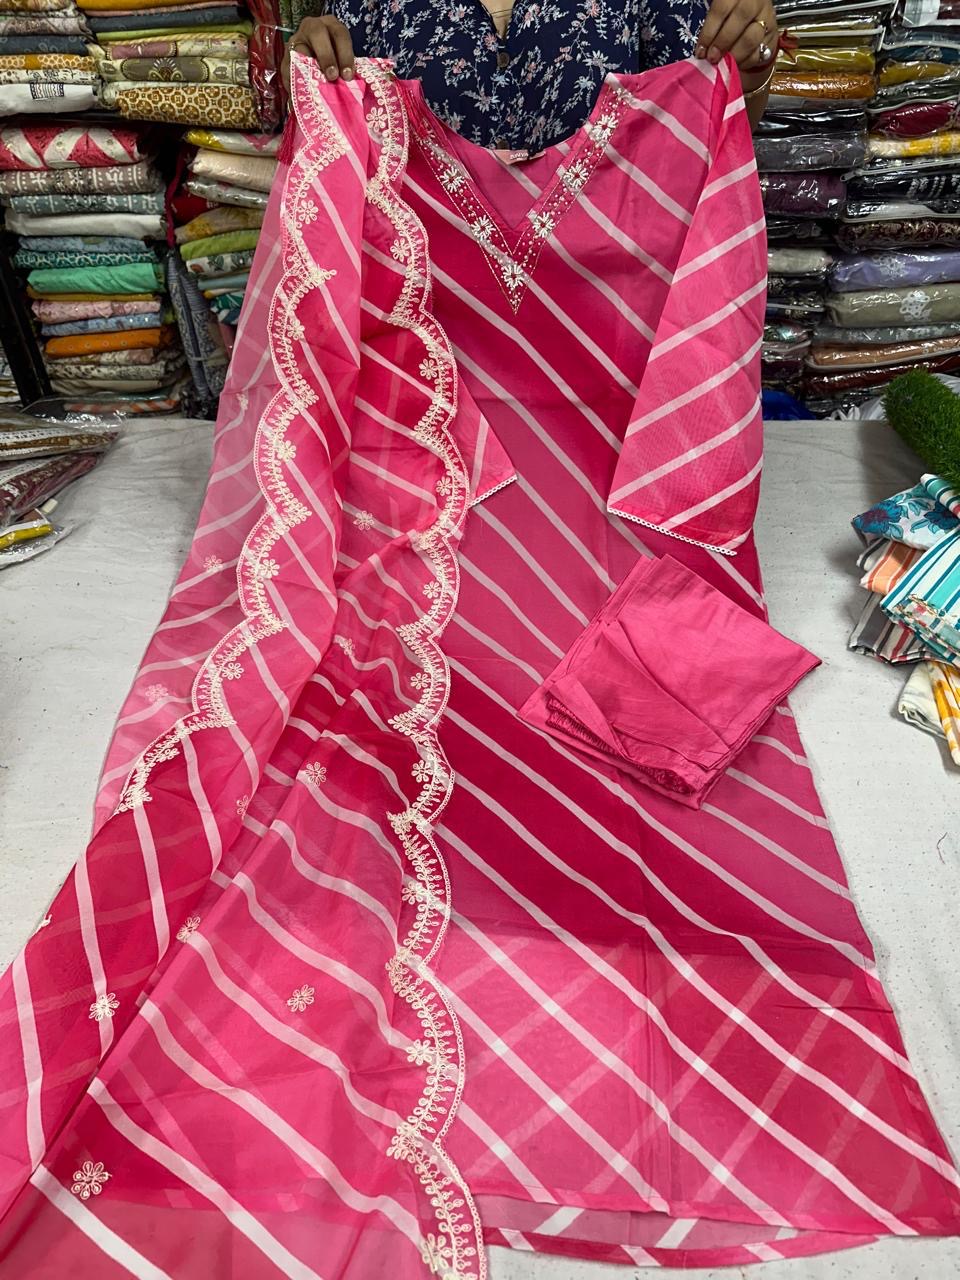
1;55;958;1279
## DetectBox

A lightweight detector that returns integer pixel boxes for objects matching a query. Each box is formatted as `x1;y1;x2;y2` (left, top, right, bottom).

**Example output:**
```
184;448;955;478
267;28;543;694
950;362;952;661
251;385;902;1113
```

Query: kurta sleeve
606;60;766;555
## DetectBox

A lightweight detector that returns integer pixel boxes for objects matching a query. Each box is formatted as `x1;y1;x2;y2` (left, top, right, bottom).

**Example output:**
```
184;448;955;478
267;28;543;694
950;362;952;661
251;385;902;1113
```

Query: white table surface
1;418;958;1279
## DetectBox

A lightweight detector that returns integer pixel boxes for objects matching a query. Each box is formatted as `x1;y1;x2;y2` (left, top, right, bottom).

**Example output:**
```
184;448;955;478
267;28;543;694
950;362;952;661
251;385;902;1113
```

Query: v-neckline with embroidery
401;74;628;312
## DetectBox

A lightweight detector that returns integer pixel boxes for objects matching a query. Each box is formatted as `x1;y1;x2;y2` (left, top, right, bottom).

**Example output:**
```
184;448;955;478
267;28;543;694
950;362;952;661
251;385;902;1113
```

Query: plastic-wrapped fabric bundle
826;281;960;325
756;103;867;134
830;248;960;288
765;214;833;240
805;350;960;395
847;165;960;205
768;245;832;276
808;335;960;367
815;321;960;342
754;131;865;171
868;130;960;157
770;69;877;98
844;197;960;219
837;217;960;248
870;99;960;137
899;0;960;24
765;320;811;342
760;171;846;217
776;46;875;72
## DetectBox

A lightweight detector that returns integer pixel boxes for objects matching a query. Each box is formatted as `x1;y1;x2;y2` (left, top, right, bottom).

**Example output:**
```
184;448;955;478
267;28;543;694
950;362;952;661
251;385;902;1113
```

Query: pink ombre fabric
1;54;959;1280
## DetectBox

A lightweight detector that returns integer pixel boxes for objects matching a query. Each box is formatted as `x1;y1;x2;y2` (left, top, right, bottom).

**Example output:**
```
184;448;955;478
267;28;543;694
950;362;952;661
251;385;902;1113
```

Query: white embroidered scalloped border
112;52;485;1280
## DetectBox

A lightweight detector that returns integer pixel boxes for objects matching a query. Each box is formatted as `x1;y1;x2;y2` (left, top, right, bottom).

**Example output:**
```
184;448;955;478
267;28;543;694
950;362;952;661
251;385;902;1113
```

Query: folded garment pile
0;121;186;414
0;0;97;116
805;0;960;411
763;0;880;411
80;0;265;128
0;405;115;565
0;344;17;400
173;126;272;359
849;471;960;764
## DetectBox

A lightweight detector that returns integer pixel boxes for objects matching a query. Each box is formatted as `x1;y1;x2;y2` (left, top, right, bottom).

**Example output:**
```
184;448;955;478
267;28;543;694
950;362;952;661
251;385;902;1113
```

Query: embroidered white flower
288;315;305;341
353;510;375;531
588;111;618;147
411;759;434;783
439;163;466;193
203;554;223;573
435;474;453;497
406;1039;436;1066
176;916;201;942
390;238;408;262
275;439;296;463
287;985;315;1013
410;671;428;690
304;762;327;787
333;635;354;658
418;357;440;382
236;794;249;820
422;580;442;600
501;260;525;290
299;198;319;224
401;879;430;905
470;214;495;243
89;993;119;1023
420;1233;455;1274
238;391;249;412
253;558;280;581
71;1161;110;1200
143;683;169;704
366;105;388;134
221;661;244;681
562;160;590;192
528;210;556;238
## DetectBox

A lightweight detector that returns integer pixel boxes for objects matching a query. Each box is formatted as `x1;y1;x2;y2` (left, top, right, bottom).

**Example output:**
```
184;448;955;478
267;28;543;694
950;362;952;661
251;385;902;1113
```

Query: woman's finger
704;2;769;63
696;0;737;58
730;26;771;69
328;18;355;81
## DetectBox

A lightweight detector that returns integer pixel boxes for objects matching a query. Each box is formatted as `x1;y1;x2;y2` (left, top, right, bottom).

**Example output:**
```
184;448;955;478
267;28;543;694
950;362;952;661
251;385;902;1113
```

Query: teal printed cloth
881;526;960;663
19;235;155;255
853;474;960;550
6;191;165;216
16;249;157;270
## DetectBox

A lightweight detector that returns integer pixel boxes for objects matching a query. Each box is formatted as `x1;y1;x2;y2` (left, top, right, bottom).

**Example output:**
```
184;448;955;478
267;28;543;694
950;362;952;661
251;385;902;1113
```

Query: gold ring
754;16;770;33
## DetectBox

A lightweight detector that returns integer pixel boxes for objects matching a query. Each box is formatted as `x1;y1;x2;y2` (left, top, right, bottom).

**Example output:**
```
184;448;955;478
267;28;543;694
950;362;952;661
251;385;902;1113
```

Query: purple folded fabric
761;172;846;218
830;249;960;290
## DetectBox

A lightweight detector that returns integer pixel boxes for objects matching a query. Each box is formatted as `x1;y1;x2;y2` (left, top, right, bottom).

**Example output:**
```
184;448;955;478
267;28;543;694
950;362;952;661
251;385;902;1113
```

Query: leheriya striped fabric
1;53;959;1280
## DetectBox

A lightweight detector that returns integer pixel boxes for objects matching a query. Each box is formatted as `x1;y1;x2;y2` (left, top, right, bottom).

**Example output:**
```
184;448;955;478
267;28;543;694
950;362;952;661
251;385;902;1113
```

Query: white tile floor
2;418;959;1277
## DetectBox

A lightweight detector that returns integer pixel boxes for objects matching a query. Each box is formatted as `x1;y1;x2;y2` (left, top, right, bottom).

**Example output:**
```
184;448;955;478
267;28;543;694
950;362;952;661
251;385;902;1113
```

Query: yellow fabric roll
777;47;875;73
868;131;960;159
28;289;157;301
929;662;960;765
878;62;959;87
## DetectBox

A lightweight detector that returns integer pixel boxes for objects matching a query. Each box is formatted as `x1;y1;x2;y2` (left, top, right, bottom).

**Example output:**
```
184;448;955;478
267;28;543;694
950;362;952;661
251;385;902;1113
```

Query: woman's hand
281;15;355;92
696;0;778;79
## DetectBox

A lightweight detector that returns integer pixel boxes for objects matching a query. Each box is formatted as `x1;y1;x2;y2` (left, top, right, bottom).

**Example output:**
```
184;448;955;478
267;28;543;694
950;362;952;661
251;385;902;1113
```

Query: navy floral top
326;0;709;150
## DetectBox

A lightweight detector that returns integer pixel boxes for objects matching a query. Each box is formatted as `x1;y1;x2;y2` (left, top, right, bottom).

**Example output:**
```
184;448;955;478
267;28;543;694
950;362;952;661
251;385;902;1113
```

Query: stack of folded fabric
0;405;115;566
175;126;272;342
849;472;960;764
0;120;186;414
763;0;881;413
0;344;17;400
0;0;97;116
80;0;262;129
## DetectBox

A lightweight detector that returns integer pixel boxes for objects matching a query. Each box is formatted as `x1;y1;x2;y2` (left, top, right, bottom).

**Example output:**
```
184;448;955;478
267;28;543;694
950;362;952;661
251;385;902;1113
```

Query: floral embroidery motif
202;554;223;572
353;510;375;531
304;762;327;786
501;259;525;291
287;985;315;1013
410;671;428;689
469;214;495;244
176;916;201;941
253;558;280;581
276;439;297;462
900;289;932;321
221;661;244;681
89;993;119;1023
333;635;354;658
407;1038;437;1066
401;879;431;905
143;683;169;703
420;1231;456;1276
411;759;434;783
587;111;619;148
438;163;466;193
236;794;249;820
288;315;305;341
391;238;409;262
561;159;590;193
71;1161;111;1199
422;580;442;600
528;210;555;238
435;475;453;496
419;357;440;381
299;197;319;224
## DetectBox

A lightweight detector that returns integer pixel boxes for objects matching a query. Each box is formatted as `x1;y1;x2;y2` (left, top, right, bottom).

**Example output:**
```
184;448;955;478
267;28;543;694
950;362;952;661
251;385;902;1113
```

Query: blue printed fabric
853;479;960;550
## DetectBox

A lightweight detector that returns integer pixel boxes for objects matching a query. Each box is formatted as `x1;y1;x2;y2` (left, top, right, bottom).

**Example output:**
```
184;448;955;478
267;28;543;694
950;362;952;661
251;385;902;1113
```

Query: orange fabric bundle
44;325;174;357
